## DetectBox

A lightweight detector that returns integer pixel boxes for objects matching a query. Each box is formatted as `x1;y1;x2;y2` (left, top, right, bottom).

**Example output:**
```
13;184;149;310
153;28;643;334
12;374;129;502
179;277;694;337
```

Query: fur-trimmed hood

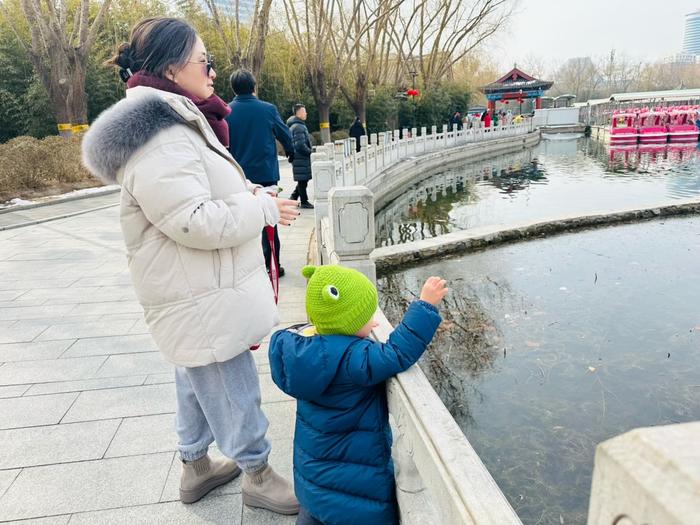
81;86;228;185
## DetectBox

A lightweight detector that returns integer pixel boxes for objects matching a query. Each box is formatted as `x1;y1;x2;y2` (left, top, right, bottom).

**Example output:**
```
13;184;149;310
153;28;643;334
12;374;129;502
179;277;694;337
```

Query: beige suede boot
180;454;241;504
242;464;299;515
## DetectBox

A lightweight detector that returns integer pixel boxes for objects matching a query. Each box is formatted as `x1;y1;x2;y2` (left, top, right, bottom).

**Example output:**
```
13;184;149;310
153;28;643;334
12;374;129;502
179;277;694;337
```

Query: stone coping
372;199;700;272
0;185;120;215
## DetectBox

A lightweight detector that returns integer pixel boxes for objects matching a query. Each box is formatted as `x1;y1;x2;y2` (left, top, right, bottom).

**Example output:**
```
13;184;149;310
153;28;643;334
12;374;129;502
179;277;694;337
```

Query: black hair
293;103;306;115
230;69;256;95
109;17;197;81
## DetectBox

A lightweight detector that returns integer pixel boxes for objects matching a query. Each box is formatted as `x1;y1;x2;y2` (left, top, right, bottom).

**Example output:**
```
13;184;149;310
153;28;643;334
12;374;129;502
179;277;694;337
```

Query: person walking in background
482;110;492;128
349;116;366;152
450;111;462;130
287;104;314;209
81;17;299;515
226;69;294;277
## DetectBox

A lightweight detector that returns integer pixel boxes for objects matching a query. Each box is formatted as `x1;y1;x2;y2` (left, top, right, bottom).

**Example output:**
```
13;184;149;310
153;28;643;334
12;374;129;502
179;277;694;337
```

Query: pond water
376;137;700;246
378;216;700;525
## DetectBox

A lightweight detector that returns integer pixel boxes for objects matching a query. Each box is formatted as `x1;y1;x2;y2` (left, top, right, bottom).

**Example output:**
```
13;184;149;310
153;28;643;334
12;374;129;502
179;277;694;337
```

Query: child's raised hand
419;276;448;306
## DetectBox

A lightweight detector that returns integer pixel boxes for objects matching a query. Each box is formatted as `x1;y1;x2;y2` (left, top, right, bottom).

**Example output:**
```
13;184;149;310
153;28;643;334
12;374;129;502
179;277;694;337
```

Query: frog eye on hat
323;284;340;301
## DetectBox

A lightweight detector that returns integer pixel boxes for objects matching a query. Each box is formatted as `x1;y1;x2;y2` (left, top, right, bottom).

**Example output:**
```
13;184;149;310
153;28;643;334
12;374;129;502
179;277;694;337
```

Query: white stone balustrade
587;422;700;525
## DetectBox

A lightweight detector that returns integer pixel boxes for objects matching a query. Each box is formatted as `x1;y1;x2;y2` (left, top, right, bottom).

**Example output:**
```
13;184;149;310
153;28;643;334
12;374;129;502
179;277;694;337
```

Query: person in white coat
81;17;300;515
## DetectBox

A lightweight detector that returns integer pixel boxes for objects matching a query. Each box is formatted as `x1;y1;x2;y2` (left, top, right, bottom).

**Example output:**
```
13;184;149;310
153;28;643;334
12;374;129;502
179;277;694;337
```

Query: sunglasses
188;54;214;76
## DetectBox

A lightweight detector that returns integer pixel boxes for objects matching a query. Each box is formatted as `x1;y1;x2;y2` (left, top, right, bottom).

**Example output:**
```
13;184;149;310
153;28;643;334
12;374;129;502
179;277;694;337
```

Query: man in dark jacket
348;116;366;152
226;69;294;276
450;111;463;130
286;104;314;209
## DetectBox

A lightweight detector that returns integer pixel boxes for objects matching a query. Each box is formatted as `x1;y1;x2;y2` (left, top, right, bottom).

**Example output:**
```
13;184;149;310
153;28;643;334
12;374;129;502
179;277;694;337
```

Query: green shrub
0;135;100;202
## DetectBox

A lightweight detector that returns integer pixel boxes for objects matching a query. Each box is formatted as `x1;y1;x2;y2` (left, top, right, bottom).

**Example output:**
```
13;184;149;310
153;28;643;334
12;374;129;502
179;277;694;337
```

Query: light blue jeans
175;351;271;472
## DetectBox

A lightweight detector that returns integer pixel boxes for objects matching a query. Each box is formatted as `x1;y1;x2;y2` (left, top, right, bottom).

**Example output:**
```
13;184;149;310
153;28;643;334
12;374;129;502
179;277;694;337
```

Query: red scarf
127;71;231;147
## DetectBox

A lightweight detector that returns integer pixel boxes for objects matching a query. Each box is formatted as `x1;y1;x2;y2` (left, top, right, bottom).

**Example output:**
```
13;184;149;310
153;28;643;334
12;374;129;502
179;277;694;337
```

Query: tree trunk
318;103;331;144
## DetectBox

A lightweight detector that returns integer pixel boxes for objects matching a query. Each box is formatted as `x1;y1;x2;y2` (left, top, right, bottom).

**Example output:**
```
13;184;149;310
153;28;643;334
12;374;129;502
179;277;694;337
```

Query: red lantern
406;89;420;97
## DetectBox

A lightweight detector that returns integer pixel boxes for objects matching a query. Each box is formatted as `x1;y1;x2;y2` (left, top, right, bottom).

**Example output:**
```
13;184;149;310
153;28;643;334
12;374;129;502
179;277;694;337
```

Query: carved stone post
312;157;336;263
327;186;376;283
587;422;700;525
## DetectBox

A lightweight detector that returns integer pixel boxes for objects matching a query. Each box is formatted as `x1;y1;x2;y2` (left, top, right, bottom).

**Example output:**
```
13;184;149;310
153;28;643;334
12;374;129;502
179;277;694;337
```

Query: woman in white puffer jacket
82;17;300;516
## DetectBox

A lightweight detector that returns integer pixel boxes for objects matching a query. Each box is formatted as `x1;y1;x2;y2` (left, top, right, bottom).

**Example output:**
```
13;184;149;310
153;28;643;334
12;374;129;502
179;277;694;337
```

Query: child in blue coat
269;265;448;525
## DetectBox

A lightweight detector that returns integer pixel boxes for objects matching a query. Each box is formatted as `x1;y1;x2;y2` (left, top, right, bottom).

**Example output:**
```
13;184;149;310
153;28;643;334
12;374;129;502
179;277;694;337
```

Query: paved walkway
0;163;313;524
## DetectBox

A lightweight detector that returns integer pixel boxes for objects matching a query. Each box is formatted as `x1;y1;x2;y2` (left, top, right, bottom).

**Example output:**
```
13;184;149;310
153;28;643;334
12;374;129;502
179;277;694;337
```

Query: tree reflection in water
379;272;504;427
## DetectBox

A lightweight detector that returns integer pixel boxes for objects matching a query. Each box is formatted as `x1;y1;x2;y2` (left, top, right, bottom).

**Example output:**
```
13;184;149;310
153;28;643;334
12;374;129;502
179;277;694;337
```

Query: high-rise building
682;10;700;55
198;0;255;24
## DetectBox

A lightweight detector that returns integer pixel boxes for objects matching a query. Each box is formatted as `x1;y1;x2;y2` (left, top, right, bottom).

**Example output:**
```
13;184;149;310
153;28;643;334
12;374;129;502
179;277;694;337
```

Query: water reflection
377;217;700;524
376;138;700;246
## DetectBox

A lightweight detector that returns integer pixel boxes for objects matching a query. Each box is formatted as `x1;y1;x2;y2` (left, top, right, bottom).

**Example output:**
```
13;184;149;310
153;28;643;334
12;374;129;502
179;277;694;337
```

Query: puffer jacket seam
294;466;392;504
295;441;389;470
296;411;385;436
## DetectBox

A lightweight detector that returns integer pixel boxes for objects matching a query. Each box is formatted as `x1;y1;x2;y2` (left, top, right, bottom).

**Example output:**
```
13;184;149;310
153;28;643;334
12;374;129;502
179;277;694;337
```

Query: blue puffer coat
269;301;441;525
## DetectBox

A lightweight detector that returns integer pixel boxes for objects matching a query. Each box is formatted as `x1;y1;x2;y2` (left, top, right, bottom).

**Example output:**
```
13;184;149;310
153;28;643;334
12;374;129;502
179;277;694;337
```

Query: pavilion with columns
481;67;553;115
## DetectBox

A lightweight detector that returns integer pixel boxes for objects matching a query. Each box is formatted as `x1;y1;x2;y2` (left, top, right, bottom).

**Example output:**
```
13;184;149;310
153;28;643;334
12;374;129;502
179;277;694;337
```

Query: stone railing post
442;124;448;148
393;130;400;162
430;125;437;151
333;140;346;185
370;133;378;177
327;186;376;283
421;127;427;154
587;422;700;525
360;135;369;183
311;155;337;264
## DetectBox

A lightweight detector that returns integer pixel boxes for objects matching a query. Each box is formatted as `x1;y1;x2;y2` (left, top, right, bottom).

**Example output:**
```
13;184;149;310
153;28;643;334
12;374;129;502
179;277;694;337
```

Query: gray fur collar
81;95;184;184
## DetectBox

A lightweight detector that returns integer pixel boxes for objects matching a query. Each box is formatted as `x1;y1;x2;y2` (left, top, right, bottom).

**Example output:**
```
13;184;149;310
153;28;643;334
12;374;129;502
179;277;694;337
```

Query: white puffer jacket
82;86;280;367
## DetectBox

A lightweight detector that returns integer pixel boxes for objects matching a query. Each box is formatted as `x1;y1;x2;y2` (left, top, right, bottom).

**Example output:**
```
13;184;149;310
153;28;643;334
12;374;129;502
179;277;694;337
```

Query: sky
490;0;700;72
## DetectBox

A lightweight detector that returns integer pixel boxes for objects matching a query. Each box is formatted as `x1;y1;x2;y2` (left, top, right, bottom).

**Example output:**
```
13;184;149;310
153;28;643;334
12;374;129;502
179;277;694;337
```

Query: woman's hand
275;198;300;226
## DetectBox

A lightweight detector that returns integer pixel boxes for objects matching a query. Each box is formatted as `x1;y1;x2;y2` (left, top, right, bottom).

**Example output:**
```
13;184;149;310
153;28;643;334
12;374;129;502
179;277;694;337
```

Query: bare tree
338;0;402;125
553;56;600;101
598;49;641;95
386;0;511;91
200;0;273;79
1;0;112;136
282;0;387;143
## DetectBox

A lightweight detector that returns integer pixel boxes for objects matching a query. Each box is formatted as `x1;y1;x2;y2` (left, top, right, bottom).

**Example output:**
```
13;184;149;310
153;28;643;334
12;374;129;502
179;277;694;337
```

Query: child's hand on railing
419;276;449;307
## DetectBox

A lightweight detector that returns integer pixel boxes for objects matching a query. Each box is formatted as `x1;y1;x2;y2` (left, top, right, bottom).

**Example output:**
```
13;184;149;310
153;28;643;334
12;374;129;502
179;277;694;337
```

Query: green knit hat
302;265;378;335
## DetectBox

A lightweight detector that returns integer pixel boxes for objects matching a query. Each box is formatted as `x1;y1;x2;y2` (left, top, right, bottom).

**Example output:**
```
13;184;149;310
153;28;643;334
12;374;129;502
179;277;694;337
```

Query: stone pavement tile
259;373;292;404
241;505;296;525
69;493;242;525
0;469;20;498
21;286;128;305
0;393;78;430
61;334;156;358
144;373;173;385
0;298;48;308
1;516;70;525
0;453;172;521
68;301;142;316
0;321;50;344
25;375;147;397
105;413;176;458
257;363;271;375
0;279;76;292
262;401;295;442
0;419;121;469
94;352;173;378
70;274;133;288
0;341;74;362
0;356;106;385
62;383;175;423
36;320;137;342
128;319;150;334
160;450;242;503
0;384;30;398
0;290;25;301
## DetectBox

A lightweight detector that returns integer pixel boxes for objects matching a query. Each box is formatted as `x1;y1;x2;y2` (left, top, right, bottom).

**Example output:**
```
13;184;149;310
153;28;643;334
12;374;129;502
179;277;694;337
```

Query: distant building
682;10;700;56
197;0;255;23
665;53;699;65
